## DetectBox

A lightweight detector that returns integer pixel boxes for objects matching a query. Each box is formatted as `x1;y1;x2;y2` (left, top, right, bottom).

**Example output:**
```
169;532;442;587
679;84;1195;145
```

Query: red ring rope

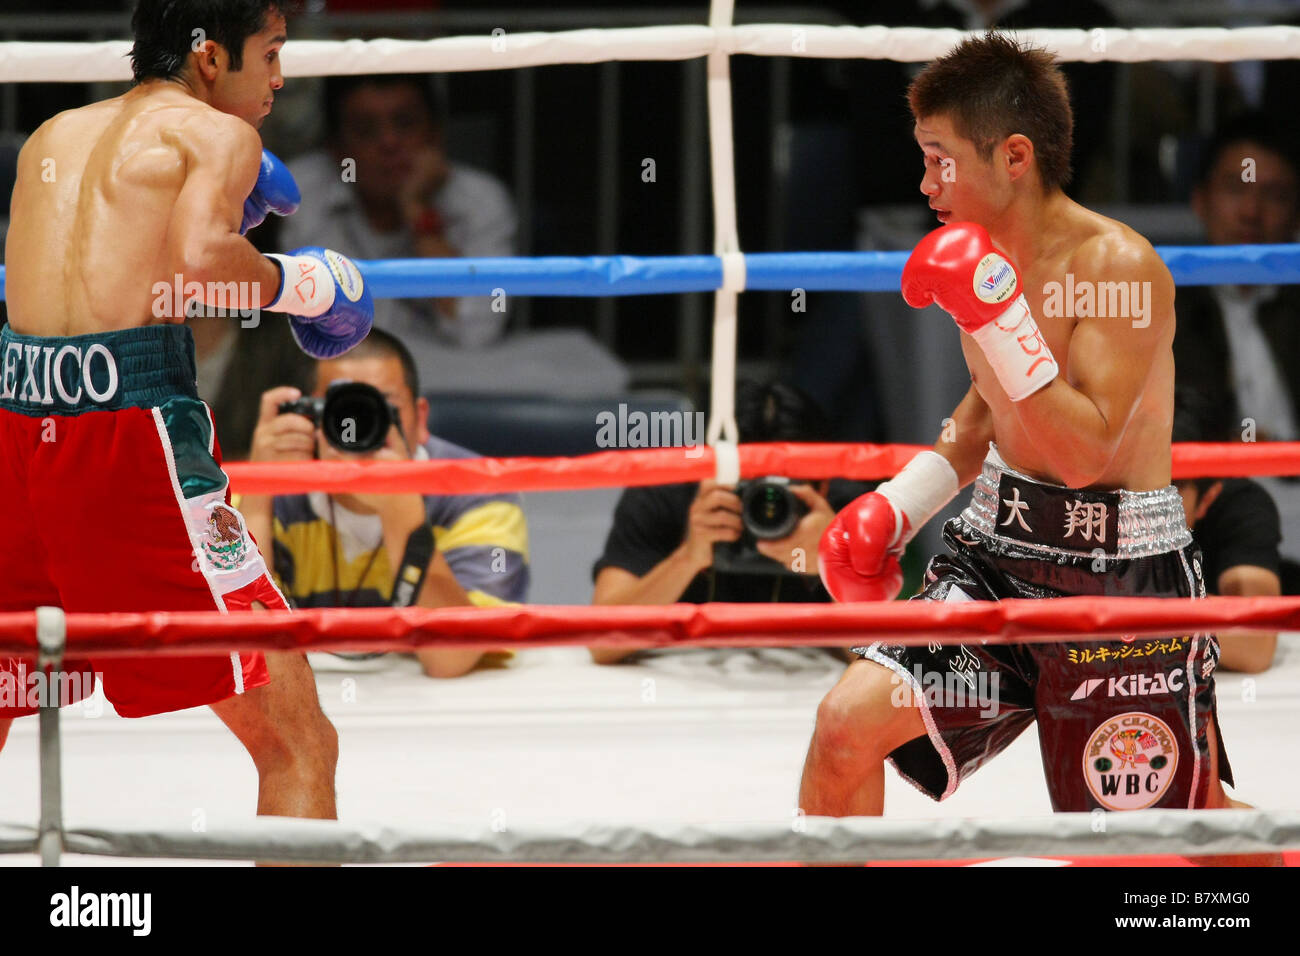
223;442;1300;494
0;595;1293;658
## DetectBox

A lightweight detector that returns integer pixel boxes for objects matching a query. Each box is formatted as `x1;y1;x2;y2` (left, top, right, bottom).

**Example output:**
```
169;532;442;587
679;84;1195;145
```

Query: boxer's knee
247;703;336;780
297;708;338;776
268;657;336;775
219;654;336;780
811;660;913;767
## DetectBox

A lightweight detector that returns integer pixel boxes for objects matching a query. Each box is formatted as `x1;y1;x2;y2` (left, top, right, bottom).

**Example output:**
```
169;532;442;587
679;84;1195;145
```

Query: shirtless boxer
0;0;373;821
799;33;1244;820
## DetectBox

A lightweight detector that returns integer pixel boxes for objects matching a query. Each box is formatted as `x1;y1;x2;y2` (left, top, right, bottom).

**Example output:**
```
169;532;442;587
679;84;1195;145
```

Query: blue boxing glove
241;149;301;235
265;247;374;359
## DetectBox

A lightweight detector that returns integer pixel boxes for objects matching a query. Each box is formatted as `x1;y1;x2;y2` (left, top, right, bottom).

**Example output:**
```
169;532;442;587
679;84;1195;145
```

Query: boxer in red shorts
0;0;372;822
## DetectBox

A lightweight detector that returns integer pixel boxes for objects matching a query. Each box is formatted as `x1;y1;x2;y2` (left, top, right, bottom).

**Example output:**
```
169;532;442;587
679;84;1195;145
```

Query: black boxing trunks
857;445;1232;812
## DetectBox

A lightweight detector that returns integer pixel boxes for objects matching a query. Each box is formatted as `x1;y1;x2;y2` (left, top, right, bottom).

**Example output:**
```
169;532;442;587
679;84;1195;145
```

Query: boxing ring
4;12;1300;864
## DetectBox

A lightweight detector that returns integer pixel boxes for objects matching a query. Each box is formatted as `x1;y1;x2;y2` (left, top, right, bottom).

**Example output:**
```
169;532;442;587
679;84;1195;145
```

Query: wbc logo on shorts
1083;711;1179;811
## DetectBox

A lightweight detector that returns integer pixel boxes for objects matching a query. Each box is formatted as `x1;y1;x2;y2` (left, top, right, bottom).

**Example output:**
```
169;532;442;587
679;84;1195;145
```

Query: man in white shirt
283;73;513;352
282;73;628;398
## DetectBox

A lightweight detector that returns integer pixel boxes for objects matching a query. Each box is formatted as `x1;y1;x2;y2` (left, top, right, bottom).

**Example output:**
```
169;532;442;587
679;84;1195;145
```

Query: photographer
240;330;529;678
589;381;864;664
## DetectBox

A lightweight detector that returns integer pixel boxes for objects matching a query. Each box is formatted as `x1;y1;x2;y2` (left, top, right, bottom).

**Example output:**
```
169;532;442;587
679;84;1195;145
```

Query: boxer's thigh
0;411;95;716
31;401;272;717
1035;639;1214;812
859;573;1038;802
0;412;62;609
1031;548;1216;811
33;404;218;604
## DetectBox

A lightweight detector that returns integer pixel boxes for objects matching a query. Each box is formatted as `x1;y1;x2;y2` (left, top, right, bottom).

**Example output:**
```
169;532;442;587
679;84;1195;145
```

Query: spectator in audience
240;329;530;678
1173;389;1282;672
283;73;514;352
1176;111;1300;567
282;72;627;397
589;381;866;664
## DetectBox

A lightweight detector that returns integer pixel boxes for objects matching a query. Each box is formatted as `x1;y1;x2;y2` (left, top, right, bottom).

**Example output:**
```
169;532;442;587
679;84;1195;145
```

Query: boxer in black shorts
858;447;1229;811
799;34;1246;821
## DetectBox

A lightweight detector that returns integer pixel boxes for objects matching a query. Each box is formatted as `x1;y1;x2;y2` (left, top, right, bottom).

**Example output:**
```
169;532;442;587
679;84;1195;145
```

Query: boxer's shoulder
19;98;117;165
1065;208;1162;274
169;104;259;161
1057;213;1172;301
159;106;262;194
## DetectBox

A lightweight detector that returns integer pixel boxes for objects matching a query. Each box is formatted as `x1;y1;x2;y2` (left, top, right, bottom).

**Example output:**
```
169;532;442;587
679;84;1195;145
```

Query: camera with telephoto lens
712;476;810;576
277;381;402;453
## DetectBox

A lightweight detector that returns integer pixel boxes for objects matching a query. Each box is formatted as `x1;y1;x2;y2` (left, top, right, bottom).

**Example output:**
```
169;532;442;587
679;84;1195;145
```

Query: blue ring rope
2;244;1297;300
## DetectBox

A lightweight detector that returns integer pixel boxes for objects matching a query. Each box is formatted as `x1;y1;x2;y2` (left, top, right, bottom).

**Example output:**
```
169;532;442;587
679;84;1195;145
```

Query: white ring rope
0;809;1294;864
4;26;1300;84
704;1;741;463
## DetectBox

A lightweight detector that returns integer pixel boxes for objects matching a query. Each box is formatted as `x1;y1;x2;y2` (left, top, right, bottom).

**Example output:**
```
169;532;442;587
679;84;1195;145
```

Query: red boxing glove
818;451;960;604
902;222;1058;401
818;491;907;603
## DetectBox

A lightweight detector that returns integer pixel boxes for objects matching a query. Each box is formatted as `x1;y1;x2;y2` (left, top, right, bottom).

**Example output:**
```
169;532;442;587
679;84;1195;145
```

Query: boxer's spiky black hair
130;0;286;82
909;31;1074;193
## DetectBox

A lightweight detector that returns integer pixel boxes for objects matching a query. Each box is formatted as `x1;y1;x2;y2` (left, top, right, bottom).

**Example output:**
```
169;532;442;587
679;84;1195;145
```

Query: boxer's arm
166;114;281;309
934;382;995;488
1012;238;1174;488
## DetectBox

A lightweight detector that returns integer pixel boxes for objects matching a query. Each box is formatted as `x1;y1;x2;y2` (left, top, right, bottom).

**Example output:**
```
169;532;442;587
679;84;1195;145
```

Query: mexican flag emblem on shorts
202;503;251;571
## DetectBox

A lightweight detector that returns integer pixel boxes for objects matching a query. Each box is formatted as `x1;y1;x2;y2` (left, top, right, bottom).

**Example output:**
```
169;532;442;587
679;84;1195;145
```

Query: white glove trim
265;253;337;317
873;451;960;548
969;293;1059;401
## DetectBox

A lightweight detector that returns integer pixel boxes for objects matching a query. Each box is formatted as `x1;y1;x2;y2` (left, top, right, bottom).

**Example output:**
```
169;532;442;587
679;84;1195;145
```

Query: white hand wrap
265;253;337;317
969;293;1059;401
873;451;960;549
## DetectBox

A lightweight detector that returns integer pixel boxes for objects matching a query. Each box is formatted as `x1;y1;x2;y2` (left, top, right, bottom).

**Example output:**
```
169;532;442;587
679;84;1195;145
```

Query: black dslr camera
278;381;402;453
712;476;810;576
